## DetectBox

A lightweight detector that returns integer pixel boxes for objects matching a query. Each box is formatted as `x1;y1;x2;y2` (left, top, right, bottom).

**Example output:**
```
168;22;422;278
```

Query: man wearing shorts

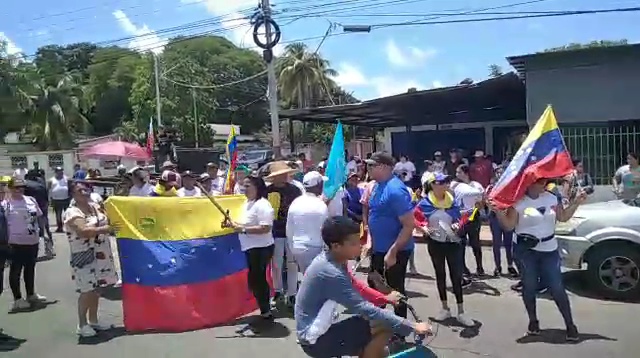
295;216;430;358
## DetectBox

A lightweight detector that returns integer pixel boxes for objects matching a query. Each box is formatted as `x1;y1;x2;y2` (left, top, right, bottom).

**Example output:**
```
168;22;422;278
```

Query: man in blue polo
365;152;415;321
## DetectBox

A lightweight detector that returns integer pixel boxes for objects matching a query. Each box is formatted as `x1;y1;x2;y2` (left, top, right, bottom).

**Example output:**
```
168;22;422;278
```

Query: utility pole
153;54;162;128
192;88;199;148
257;0;282;158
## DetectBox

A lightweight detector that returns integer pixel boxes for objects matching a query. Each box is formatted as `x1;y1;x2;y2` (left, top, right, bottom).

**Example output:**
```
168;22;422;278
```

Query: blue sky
2;0;640;100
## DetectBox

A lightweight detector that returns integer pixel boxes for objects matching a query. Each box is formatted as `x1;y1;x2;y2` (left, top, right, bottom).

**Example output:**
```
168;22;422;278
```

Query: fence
561;121;640;185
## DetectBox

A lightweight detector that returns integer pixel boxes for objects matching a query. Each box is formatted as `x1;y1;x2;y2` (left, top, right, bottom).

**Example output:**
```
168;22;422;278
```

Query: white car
555;198;640;300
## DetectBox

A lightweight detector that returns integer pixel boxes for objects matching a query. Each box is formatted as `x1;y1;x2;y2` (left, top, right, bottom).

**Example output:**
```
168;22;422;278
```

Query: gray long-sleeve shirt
294;251;414;344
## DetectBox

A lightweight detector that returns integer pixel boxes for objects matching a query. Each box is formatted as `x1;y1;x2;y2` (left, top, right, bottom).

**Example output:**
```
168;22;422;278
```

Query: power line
370;6;640;28
162;70;268;89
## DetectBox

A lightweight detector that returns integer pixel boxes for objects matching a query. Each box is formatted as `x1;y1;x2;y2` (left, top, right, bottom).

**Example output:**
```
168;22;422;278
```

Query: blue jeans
515;244;575;327
489;215;514;269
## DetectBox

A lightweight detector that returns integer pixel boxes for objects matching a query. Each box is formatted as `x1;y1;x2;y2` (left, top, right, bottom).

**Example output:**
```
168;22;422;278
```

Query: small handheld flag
223;126;238;194
323;122;347;200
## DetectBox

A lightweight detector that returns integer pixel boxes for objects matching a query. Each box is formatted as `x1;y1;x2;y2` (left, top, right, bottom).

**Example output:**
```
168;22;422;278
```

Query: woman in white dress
64;181;119;337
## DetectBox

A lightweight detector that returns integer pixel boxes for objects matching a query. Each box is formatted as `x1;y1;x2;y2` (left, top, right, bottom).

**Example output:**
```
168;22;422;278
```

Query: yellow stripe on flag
520;105;560;148
104;195;246;241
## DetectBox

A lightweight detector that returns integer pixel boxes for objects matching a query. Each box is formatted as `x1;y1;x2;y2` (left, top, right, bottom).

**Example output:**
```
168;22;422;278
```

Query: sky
2;0;640;100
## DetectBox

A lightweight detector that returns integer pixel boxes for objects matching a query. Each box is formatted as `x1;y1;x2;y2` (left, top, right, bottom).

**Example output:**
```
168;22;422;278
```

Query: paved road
1;231;638;358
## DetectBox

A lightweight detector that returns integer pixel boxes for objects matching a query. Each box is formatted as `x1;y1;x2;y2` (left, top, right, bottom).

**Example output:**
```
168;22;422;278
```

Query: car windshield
623;197;640;207
240;151;267;161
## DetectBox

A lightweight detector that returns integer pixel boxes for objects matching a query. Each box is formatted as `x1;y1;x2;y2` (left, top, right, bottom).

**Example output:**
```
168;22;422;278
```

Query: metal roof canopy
278;73;526;128
506;43;640;79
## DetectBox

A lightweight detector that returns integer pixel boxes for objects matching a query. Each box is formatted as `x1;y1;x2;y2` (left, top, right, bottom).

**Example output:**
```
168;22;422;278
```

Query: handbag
516;233;554;250
70;248;96;269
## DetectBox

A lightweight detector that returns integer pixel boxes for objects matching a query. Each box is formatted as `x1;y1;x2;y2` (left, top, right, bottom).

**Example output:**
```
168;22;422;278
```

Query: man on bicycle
295;216;431;358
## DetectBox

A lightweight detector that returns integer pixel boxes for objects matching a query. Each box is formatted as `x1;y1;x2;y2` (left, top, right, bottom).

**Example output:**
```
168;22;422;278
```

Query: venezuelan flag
489;105;573;209
223;126;239;194
104;195;259;332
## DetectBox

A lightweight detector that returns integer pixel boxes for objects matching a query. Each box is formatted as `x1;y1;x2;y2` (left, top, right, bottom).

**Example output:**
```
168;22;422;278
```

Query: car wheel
586;242;640;300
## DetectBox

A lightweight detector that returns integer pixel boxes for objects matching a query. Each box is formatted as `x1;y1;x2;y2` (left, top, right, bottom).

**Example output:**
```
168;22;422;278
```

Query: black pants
245;245;275;315
428;239;464;304
368;250;411;318
9;244;39;300
52;199;70;231
462;219;483;274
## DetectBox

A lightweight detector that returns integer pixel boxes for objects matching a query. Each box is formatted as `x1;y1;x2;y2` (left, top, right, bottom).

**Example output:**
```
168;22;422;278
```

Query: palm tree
0;43;33;139
24;73;91;150
276;42;338;109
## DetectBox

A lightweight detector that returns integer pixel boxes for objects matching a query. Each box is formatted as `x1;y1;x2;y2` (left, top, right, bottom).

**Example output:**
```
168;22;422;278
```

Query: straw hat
264;161;298;180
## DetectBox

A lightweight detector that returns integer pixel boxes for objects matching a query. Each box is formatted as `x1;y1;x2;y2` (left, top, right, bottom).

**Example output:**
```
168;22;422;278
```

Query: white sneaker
457;313;475;327
27;294;47;303
434;309;452;321
89;322;113;331
77;325;97;337
11;299;30;311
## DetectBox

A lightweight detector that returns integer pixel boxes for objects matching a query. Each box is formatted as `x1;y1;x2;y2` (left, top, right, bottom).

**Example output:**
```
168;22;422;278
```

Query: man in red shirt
469;150;493;188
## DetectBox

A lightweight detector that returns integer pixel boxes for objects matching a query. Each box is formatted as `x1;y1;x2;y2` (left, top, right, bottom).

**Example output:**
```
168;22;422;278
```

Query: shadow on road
430;317;483;339
406;272;435;281
561;270;640;304
78;327;127;345
448;280;501;297
7;300;58;314
217;318;290;339
406;289;428;299
515;329;617;345
0;332;27;352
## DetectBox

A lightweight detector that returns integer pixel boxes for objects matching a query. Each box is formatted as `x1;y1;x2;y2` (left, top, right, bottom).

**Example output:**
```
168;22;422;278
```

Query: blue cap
429;172;450;184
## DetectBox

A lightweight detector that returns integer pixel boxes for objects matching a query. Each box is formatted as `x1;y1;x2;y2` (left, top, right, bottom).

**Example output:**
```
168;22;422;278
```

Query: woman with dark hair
571;159;594;194
2;177;49;312
486;166;517;277
414;173;474;326
223;175;275;320
64;181;118;337
451;164;485;276
489;178;587;341
613;152;640;200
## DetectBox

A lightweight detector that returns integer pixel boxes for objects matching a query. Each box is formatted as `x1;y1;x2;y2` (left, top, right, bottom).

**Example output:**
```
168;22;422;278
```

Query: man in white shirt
13;162;28;180
317;161;344;216
177;171;202;197
48;166;70;233
127;167;154;197
393;155;416;184
286;171;329;273
206;162;225;194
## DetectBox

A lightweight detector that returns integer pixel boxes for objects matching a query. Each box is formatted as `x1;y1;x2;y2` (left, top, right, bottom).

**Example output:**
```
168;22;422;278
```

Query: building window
10;156;27;169
48;154;64;168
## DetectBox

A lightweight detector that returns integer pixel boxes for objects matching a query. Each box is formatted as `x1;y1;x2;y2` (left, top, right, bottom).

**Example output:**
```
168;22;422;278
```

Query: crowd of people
1;147;639;358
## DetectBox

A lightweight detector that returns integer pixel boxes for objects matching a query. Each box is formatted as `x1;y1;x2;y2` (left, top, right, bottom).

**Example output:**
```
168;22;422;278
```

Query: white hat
434;151;442;156
127;166;143;174
317;161;326;169
117;164;126;171
474;150;485;157
303;171;327;188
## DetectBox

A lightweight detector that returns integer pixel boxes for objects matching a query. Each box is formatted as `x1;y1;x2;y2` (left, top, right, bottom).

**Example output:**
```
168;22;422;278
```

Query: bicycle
388;300;437;357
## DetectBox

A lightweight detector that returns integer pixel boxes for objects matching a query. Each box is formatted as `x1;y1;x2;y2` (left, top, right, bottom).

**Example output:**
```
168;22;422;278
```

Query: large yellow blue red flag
104;195;260;333
223;126;238;194
489;105;573;209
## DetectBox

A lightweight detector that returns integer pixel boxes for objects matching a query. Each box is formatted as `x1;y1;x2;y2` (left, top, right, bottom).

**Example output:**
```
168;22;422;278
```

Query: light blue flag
324;122;347;200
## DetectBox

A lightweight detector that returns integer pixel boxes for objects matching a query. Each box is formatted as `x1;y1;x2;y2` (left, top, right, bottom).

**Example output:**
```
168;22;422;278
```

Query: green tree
459;77;474;85
488;64;503;78
24;74;91;150
0;41;33;138
543;39;628;53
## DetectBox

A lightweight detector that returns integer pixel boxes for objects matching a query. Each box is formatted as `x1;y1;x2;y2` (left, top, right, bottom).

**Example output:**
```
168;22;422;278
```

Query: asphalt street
1;229;638;358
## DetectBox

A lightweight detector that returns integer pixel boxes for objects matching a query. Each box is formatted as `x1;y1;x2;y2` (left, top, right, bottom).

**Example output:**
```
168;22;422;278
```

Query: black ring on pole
253;17;281;50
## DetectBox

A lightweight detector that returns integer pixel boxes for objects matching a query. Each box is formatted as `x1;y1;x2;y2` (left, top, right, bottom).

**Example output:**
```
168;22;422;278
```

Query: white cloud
385;39;437;68
182;0;283;56
0;32;23;56
113;10;166;54
370;77;423;98
431;80;444;88
334;63;368;87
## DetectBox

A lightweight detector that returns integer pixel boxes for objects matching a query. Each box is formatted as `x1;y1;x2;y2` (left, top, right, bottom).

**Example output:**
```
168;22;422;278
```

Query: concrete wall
523;47;640;124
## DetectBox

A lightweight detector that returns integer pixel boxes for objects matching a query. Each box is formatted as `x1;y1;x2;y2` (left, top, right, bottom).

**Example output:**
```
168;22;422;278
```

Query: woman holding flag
488;105;585;341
